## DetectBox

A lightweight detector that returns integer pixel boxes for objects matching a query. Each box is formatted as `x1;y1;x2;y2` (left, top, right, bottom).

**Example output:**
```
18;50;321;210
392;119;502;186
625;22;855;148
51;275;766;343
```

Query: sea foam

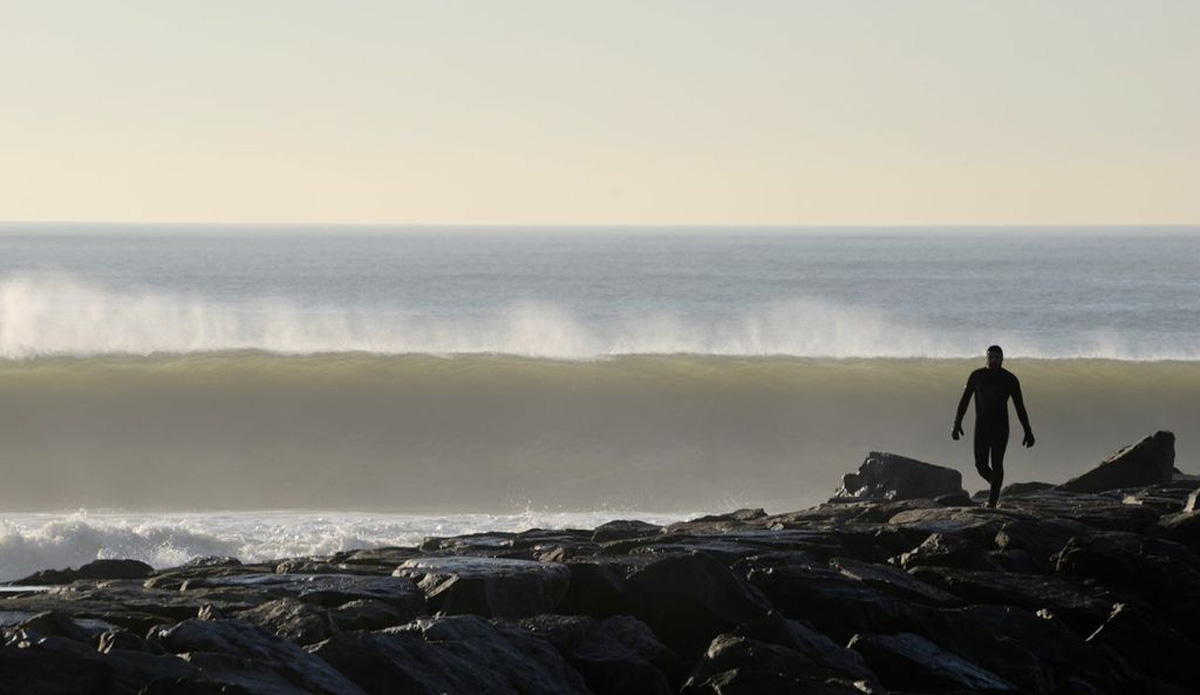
0;509;687;582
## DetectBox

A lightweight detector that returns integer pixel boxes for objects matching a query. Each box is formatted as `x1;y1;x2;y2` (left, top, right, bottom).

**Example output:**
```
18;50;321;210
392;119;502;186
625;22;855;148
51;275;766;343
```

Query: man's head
986;345;1003;370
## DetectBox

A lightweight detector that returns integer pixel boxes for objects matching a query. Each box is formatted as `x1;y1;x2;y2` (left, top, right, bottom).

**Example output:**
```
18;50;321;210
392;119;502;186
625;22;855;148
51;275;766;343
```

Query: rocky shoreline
3;432;1198;694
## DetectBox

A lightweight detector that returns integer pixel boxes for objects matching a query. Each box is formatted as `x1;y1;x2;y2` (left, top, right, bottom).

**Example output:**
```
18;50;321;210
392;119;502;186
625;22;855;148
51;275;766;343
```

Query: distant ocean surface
1;226;1198;579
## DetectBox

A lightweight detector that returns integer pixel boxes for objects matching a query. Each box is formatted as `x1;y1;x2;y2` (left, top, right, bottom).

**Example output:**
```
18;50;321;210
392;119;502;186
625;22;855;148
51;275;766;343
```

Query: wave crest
0;272;1193;360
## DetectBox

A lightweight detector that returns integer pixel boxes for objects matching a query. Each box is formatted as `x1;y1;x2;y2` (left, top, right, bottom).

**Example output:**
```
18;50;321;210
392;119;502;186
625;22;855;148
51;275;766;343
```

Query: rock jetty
3;431;1198;694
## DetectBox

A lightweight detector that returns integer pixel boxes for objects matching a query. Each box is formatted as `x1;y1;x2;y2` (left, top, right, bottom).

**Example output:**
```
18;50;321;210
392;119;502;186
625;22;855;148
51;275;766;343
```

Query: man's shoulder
1001;367;1020;382
969;367;988;378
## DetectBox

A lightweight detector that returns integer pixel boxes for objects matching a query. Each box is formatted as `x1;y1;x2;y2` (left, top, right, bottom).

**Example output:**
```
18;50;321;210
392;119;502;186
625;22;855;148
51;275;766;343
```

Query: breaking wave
1;273;1194;360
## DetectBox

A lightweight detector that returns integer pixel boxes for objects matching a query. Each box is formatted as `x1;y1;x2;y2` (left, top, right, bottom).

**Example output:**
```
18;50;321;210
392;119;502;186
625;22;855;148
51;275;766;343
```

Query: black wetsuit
955;367;1030;506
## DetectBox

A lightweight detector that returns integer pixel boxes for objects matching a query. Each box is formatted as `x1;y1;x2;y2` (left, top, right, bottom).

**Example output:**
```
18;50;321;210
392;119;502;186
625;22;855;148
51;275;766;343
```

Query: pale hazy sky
2;1;1196;225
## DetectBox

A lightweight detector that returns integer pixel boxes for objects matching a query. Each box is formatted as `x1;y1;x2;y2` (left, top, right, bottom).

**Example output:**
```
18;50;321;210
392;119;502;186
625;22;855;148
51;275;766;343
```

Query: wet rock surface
2;431;1197;694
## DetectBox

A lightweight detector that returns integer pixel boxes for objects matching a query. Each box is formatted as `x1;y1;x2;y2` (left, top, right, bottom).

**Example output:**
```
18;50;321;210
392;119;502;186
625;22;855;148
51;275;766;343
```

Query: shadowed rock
624;552;774;655
0;638;111;695
745;559;921;643
150;619;365;695
518;614;677;694
895;532;1002;572
312;614;590;695
682;634;876;695
836;451;964;501
830;557;963;607
730;612;879;687
907;565;1116;635
1059;431;1175;493
848;631;1016;692
1087;603;1199;688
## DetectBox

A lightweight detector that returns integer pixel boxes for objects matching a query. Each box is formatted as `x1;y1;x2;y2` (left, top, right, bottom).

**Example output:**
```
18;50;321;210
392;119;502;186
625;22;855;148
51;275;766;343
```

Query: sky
1;1;1197;226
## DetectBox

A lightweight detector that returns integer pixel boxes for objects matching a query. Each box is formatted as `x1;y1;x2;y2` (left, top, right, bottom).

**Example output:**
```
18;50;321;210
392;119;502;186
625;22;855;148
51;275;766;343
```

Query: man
952;345;1034;508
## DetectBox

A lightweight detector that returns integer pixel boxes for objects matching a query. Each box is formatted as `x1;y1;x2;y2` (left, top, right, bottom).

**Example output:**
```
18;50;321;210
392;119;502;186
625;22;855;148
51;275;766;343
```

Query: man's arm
953;372;975;439
1012;375;1034;446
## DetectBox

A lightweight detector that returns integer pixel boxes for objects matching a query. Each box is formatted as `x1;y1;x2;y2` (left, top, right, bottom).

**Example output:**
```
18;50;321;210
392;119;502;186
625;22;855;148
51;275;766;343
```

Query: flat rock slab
996;489;1161;532
887;507;1015;539
394;557;570;619
179;573;426;613
830;557;963;607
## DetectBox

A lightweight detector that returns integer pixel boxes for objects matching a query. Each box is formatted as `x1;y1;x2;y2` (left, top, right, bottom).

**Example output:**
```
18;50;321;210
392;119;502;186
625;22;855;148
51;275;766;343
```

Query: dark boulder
1059;431;1175;494
234;598;338;646
557;557;646;617
394;557;570;619
745;561;921;643
1087;603;1199;688
836;451;964;501
518;614;677;694
848;631;1016;692
0;638;111;695
624;552;773;655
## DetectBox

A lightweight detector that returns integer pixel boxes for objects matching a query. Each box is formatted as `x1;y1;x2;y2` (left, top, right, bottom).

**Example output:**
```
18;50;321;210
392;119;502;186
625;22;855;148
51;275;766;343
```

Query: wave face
0;510;686;582
1;355;1196;514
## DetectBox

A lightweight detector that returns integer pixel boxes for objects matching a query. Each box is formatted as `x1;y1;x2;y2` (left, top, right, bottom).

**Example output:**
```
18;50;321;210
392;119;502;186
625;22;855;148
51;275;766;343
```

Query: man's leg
973;431;992;485
988;434;1009;508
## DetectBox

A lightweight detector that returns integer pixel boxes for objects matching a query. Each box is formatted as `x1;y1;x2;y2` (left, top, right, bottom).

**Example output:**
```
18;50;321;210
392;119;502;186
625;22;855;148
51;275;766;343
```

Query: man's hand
952;424;964;441
1022;430;1035;448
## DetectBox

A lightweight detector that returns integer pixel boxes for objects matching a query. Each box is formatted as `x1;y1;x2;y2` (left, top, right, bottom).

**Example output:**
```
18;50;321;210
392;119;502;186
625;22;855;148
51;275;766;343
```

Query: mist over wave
0;273;1192;360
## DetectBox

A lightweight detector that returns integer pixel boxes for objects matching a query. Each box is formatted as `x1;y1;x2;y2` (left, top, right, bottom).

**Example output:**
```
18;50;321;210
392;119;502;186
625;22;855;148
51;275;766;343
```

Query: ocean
1;226;1197;580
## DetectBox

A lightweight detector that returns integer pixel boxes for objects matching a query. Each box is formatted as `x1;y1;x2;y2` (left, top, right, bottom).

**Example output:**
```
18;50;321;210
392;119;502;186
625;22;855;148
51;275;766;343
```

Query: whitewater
1;227;1197;580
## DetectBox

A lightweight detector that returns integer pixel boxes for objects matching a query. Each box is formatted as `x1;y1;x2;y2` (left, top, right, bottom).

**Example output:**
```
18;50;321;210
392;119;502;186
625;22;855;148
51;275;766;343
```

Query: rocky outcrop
836;451;964;501
2;431;1196;694
1059;430;1175;493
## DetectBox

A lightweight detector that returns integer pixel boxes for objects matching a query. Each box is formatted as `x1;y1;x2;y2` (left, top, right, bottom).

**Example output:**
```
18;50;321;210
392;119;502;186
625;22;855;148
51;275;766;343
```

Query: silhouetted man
953;345;1034;508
